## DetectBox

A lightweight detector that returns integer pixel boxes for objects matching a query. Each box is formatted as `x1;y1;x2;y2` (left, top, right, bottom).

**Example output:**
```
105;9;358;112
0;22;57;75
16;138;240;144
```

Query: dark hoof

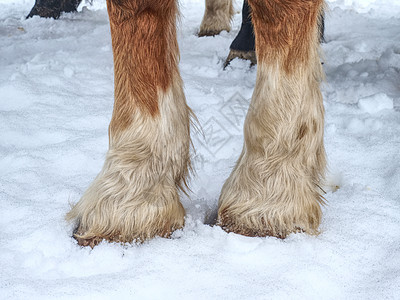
26;0;81;19
27;7;61;19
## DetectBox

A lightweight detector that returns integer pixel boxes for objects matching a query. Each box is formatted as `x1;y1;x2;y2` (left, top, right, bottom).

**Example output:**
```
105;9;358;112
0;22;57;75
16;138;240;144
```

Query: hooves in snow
70;188;322;248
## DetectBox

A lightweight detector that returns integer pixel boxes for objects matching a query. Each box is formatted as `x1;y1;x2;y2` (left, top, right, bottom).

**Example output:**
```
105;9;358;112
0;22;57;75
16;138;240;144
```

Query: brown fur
250;0;324;73
107;0;180;136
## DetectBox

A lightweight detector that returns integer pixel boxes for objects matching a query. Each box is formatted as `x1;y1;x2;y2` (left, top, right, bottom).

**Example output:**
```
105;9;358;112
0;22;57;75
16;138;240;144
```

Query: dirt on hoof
223;49;257;69
216;211;305;239
198;30;221;37
74;235;103;248
219;222;286;239
72;226;106;248
218;217;310;239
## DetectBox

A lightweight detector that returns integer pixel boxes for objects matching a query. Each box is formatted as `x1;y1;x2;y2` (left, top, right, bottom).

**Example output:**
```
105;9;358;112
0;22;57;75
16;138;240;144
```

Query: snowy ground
1;0;399;299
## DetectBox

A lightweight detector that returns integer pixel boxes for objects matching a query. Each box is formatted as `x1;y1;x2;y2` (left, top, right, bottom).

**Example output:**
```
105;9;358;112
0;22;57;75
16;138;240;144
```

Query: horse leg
66;0;192;247
199;0;234;37
218;0;326;238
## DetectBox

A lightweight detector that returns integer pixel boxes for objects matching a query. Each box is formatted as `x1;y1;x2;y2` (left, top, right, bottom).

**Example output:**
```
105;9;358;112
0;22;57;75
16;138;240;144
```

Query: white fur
218;32;326;238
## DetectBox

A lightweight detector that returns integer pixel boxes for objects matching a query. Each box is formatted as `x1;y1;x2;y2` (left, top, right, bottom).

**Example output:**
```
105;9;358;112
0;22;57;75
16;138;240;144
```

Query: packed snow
0;0;399;299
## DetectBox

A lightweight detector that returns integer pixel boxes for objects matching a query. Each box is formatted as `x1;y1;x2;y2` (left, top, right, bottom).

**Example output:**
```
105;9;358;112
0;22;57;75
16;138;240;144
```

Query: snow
358;93;394;114
1;0;399;299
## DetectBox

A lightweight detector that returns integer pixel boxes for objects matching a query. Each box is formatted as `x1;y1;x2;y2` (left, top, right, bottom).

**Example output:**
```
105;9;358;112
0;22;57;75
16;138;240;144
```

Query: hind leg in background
218;0;327;238
224;0;256;67
199;0;234;36
66;0;192;247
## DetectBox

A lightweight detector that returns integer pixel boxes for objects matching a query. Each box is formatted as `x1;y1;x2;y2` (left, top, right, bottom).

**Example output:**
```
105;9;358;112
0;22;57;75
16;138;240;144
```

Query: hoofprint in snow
0;0;399;299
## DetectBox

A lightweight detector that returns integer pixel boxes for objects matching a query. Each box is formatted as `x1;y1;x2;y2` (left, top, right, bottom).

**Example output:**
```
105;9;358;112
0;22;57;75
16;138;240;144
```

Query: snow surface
1;0;400;299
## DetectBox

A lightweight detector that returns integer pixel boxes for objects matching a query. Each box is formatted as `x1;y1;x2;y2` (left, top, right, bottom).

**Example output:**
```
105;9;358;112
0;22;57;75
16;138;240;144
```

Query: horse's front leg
218;0;327;238
66;0;192;247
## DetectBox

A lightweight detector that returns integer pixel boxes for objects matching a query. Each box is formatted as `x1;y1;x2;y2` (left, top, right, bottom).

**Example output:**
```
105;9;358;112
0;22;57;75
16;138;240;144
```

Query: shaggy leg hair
199;0;234;36
66;0;192;247
218;0;327;238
